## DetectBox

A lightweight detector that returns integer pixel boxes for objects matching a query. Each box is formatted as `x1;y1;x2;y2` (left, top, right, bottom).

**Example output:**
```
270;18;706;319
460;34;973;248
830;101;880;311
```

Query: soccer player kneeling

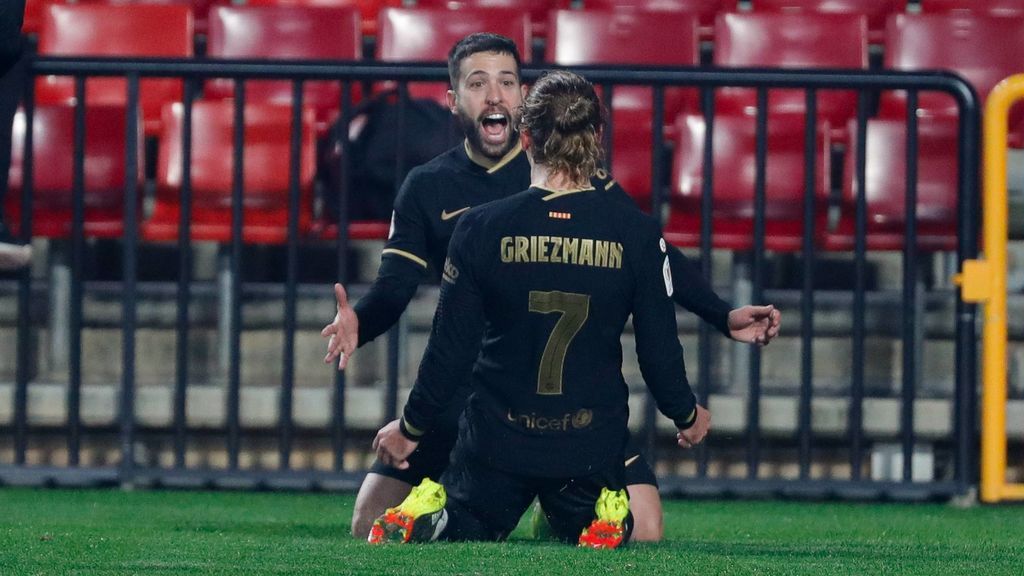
369;70;711;548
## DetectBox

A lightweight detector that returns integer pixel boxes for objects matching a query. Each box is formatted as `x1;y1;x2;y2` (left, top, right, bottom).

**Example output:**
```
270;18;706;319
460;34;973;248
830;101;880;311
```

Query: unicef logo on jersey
505;409;594;431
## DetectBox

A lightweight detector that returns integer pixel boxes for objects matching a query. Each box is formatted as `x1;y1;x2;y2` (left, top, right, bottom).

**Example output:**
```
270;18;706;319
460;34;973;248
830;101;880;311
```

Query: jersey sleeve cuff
674;408;697;430
399;416;425;441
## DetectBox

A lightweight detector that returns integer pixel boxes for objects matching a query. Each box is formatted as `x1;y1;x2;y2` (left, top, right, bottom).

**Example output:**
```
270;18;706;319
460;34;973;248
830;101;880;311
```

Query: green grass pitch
1;488;1022;575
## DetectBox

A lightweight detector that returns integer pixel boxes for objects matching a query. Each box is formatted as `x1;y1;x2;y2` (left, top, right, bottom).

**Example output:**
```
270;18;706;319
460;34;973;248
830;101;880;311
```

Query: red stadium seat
416;0;570;39
713;11;868;137
35;3;194;136
25;0;220;36
748;0;905;45
581;0;738;41
205;4;362;135
666;111;830;252
376;6;532;105
23;0;50;36
547;9;700;209
5;104;143;239
240;0;401;37
919;0;1024;16
880;12;1024;147
144;101;317;244
822;116;960;252
102;0;225;35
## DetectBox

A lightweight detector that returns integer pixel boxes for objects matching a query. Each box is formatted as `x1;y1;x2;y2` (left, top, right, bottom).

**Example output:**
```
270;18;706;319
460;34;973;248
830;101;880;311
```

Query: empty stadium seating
581;0;737;41
666;111;830;252
375;6;532;104
416;0;569;39
101;0;224;36
34;3;194;135
240;0;401;37
748;0;905;44
822;116;961;252
205;4;362;134
880;12;1024;147
5;104;143;238
143;101;316;243
547;9;700;210
919;0;1024;15
713;11;869;136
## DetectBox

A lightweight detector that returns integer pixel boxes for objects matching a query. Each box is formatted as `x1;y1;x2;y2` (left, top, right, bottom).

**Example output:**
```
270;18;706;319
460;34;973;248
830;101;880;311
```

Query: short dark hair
520;70;605;184
447;33;522;88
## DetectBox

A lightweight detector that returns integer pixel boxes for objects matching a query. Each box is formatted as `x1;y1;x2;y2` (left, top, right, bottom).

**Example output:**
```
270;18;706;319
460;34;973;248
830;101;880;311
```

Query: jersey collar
464;139;524;173
532;184;597;201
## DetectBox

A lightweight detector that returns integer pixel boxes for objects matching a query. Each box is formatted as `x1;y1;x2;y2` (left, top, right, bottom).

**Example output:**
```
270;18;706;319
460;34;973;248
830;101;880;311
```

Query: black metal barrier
0;56;980;499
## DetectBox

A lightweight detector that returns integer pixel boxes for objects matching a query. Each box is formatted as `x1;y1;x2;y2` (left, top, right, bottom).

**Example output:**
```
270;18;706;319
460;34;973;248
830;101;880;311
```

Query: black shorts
623;432;658;488
438;440;631;543
371;425;659;489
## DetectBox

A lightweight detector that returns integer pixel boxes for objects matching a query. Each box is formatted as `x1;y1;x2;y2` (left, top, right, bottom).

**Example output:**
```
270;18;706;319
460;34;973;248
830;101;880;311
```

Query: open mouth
480;113;509;143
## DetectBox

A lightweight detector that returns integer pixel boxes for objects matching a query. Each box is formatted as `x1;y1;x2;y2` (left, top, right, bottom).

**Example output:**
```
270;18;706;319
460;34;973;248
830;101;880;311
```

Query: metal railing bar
68;76;86;467
173;77;196;469
227;82;245;470
799;88;817;480
119;73;141;485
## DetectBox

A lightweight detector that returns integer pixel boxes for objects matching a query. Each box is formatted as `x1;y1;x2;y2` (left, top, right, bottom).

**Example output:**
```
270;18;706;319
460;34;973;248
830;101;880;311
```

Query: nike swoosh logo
624;455;640;467
441;206;471;220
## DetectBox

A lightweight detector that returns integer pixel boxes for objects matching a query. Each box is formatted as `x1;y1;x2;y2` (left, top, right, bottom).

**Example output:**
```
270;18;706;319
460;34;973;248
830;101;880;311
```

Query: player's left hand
372;419;418;470
727;305;781;346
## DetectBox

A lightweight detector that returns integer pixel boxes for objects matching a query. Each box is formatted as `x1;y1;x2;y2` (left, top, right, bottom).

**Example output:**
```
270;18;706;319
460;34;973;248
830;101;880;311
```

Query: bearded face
449;51;524;160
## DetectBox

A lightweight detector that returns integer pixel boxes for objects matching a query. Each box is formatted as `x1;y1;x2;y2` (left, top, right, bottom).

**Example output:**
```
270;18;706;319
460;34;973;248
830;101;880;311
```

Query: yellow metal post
979;74;1024;502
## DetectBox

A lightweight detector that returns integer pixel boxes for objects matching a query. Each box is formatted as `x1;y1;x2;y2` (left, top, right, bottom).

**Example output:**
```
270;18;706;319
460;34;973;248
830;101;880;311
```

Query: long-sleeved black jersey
402;186;697;478
352;141;732;348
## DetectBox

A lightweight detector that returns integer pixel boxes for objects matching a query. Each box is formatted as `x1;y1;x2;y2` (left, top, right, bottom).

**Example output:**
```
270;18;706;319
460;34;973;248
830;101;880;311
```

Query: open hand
321;283;359;370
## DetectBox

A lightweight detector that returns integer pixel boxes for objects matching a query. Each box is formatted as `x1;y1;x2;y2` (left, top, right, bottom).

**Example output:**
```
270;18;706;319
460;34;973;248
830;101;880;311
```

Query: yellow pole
981;75;1024;502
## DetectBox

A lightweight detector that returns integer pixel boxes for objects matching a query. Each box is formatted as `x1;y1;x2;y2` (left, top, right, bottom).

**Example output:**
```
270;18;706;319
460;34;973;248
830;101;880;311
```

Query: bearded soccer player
322;33;780;541
369;69;710;547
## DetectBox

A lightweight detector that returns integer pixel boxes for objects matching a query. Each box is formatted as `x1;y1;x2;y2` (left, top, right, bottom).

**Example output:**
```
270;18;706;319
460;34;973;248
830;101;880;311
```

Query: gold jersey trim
463;139;523;172
538;186;596;201
382;248;428;269
401;417;426;437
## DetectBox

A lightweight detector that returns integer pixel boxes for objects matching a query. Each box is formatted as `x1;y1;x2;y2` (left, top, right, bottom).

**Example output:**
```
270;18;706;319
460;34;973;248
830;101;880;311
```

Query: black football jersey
403;186;697;478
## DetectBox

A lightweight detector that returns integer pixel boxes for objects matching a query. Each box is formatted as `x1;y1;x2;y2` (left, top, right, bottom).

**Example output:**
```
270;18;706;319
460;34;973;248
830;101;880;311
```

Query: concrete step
3;381;1021;440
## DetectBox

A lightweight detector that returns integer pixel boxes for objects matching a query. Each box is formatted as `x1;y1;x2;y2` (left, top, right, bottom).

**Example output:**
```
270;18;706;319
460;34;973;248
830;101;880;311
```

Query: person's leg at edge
351;473;412;539
352;423;458;539
0;1;30;271
626;482;663;542
367;443;532;544
623;437;663;542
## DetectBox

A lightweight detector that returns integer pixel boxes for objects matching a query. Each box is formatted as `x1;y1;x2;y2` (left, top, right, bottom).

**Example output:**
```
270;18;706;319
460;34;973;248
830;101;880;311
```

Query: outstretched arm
666;246;782;345
321;172;431;369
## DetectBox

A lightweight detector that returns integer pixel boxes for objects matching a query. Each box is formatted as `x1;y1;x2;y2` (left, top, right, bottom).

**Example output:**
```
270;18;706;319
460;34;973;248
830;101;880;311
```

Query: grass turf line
1;488;1022;575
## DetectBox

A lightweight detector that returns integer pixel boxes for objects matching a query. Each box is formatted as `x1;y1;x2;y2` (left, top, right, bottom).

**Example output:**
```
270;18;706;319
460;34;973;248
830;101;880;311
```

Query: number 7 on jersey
528;291;590;395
